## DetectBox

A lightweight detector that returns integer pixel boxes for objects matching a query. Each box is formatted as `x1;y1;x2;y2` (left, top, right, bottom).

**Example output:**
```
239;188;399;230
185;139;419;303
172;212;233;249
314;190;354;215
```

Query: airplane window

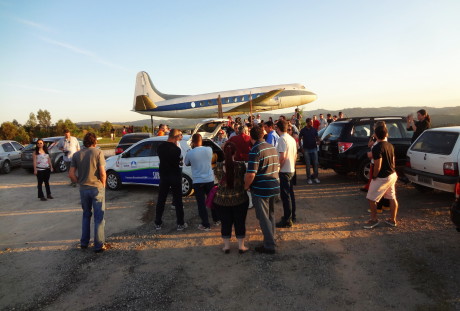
223;98;227;104
200;102;204;106
208;100;212;105
191;102;196;108
240;96;244;101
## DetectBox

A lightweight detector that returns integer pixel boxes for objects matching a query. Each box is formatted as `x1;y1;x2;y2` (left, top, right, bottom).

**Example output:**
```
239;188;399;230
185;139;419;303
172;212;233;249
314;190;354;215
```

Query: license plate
322;145;328;151
418;175;433;185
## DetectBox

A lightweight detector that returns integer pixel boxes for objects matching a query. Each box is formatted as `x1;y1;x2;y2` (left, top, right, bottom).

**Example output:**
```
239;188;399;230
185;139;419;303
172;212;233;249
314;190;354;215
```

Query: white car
405;126;460;193
0;140;24;173
105;119;226;196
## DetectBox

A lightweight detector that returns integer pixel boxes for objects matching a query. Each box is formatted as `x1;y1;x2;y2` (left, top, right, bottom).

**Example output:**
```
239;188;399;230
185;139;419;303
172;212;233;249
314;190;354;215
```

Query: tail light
115;147;124;155
443;162;459;177
405;157;411;168
338;142;353;153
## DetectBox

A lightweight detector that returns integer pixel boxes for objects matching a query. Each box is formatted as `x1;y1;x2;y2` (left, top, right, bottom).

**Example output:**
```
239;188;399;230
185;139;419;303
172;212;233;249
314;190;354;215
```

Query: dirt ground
1;164;459;311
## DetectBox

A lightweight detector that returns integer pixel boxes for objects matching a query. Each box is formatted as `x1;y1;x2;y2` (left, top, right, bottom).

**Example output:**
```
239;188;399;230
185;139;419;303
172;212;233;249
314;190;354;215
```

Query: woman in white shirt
33;139;54;201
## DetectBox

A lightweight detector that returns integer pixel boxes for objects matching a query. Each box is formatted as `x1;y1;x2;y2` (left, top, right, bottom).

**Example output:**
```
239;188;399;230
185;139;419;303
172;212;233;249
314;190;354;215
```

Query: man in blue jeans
299;118;320;184
185;133;218;231
69;132;107;253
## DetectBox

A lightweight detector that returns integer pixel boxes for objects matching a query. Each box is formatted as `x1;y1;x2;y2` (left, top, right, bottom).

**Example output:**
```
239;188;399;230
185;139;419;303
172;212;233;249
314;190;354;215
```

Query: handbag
205;185;219;209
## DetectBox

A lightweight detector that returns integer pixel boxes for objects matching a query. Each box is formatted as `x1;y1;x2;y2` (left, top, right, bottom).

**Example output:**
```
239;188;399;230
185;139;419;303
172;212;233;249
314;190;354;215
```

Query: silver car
0;140;24;174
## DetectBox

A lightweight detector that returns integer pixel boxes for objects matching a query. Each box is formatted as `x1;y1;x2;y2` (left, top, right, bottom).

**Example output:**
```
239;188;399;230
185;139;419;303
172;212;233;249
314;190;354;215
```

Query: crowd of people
31;108;438;254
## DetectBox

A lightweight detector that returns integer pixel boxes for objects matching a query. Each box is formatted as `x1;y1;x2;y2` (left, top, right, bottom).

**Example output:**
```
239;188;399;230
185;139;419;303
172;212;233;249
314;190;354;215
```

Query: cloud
39;36;130;72
15;17;54;33
6;83;64;94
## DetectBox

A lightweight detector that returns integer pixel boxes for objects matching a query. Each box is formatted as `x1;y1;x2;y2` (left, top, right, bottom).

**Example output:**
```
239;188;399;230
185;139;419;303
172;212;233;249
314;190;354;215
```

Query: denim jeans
279;172;296;221
80;187;105;250
304;148;319;179
252;194;276;250
193;181;217;227
155;174;184;226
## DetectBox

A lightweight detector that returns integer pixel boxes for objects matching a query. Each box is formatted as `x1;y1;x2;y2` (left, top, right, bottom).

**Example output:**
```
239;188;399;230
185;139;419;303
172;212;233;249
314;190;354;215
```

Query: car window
2;143;15;152
411;131;459;155
322;123;345;140
125;141;154;158
119;134;150;144
11;142;23;151
351;124;371;138
386;122;402;139
151;141;163;157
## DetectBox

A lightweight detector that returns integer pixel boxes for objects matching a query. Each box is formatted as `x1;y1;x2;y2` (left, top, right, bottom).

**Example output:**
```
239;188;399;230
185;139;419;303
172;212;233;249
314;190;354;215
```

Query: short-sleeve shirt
157;141;182;177
247;141;280;197
372;141;395;178
184;146;214;184
265;130;279;147
299;126;318;150
277;133;297;173
71;147;105;189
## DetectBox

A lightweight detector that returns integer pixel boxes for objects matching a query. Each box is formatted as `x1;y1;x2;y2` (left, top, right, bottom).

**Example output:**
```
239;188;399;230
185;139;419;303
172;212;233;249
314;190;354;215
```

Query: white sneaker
177;223;188;231
197;224;211;231
307;179;313;185
155;223;162;231
313;178;320;184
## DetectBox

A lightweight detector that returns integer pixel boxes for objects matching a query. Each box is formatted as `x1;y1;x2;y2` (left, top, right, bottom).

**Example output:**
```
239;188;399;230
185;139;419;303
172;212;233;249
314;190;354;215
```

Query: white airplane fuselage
133;72;317;118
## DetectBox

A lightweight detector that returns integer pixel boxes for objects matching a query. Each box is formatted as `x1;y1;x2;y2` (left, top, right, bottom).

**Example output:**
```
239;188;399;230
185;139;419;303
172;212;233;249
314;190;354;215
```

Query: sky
0;0;459;125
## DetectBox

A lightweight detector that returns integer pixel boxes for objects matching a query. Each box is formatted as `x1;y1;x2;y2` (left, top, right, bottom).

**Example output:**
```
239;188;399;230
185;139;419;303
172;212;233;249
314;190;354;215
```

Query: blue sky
1;0;459;124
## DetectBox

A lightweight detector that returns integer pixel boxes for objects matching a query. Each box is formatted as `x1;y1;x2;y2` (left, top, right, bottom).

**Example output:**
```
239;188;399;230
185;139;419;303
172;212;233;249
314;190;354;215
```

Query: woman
33;139;54;201
407;109;431;143
213;142;249;254
213;130;228;147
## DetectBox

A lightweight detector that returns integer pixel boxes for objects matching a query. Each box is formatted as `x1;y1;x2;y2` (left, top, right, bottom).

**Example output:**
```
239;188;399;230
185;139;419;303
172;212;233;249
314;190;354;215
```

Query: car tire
106;170;122;190
358;158;371;182
55;157;67;173
1;161;11;174
182;174;193;196
333;168;349;175
413;183;434;193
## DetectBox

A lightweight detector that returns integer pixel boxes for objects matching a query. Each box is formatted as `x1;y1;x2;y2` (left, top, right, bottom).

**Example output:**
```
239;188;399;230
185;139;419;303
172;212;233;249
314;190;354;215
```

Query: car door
2;142;20;166
117;141;155;185
385;121;408;166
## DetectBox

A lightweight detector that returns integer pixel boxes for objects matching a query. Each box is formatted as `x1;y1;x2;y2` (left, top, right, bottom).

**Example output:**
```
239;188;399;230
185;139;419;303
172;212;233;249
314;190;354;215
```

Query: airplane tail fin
133;72;165;111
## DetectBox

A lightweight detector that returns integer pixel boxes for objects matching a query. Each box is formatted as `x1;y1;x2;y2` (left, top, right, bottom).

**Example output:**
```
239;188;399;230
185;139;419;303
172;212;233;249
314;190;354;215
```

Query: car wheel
106;171;122;190
182;174;193;196
333;168;349;175
55;157;67;173
413;183;434;193
1;161;11;174
358;159;371;182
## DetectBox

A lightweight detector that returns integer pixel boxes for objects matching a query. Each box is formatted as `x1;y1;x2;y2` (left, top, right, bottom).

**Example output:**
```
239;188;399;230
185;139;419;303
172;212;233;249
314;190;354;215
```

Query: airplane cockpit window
191;102;196;108
200;102;204;106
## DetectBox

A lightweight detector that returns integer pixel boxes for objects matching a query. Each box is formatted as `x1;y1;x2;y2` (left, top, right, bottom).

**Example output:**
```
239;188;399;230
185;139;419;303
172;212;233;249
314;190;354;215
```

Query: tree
0;122;19;140
37;109;52;129
12;119;21;127
14;127;30;144
55;119;79;136
100;121;113;137
24;112;38;128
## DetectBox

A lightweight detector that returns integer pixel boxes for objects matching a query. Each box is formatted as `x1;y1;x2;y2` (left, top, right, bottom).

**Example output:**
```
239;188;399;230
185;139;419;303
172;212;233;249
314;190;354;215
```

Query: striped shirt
247;141;280;197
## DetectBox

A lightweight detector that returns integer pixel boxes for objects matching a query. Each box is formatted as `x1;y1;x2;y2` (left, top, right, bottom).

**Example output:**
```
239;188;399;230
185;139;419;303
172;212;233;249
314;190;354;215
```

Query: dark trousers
216;201;249;239
37;169;51;198
279;172;296;221
193;182;218;227
155;175;184;226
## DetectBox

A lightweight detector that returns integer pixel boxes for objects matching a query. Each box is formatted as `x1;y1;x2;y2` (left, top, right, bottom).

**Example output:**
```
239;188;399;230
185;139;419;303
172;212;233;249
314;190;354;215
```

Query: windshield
411;131;459;155
322;123;345;141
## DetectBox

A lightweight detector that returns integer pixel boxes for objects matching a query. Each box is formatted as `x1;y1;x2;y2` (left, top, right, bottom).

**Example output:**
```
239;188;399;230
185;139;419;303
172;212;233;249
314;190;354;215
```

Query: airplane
133;71;317;118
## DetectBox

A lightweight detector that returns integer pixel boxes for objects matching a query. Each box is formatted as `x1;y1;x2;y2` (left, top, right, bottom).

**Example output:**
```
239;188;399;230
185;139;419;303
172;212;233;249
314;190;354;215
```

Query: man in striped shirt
245;126;280;254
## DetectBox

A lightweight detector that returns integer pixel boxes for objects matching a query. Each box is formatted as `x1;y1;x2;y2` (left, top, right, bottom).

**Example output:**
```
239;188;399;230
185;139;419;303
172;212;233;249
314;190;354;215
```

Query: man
69;132;107;253
318;114;327;130
58;129;80;186
229;123;239;139
245;126;280;254
185;133;218;231
312;115;320;130
364;125;399;229
338;111;344;119
326;113;333;125
299;118;320;184
294;108;302;129
228;125;252;162
254;114;261;125
157;124;165;136
110;127;115;141
154;129;188;231
263;121;279;147
275;120;298;228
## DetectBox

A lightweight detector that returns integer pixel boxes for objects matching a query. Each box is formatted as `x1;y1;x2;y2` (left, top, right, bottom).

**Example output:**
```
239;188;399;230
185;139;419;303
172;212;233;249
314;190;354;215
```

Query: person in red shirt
312;115;320;130
227;125;252;162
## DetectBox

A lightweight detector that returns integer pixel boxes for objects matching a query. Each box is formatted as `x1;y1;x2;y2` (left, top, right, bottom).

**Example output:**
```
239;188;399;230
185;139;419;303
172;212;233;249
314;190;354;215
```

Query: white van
405;127;460;193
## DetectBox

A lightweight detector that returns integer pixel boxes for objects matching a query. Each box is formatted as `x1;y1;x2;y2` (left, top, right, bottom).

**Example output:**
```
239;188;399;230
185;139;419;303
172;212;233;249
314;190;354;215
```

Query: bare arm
244;172;256;191
48;155;53;172
99;165;106;187
33;153;37;175
373;158;382;179
69;167;78;183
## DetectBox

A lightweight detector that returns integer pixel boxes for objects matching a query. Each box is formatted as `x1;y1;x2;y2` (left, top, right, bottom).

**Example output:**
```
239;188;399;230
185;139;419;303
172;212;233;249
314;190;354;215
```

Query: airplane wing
224;89;284;115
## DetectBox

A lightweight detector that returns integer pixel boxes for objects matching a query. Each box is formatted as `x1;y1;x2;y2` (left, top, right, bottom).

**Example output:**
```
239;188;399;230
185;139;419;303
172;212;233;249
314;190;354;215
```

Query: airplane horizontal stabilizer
135;95;157;111
225;89;284;114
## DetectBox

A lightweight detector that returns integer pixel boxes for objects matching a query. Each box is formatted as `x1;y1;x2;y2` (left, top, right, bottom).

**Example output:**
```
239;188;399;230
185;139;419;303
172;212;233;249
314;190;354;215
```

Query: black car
318;117;413;181
115;133;153;155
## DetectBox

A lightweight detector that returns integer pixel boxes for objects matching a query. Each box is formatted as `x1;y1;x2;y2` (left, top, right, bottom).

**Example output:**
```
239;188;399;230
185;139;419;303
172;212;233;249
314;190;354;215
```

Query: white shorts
366;172;398;202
